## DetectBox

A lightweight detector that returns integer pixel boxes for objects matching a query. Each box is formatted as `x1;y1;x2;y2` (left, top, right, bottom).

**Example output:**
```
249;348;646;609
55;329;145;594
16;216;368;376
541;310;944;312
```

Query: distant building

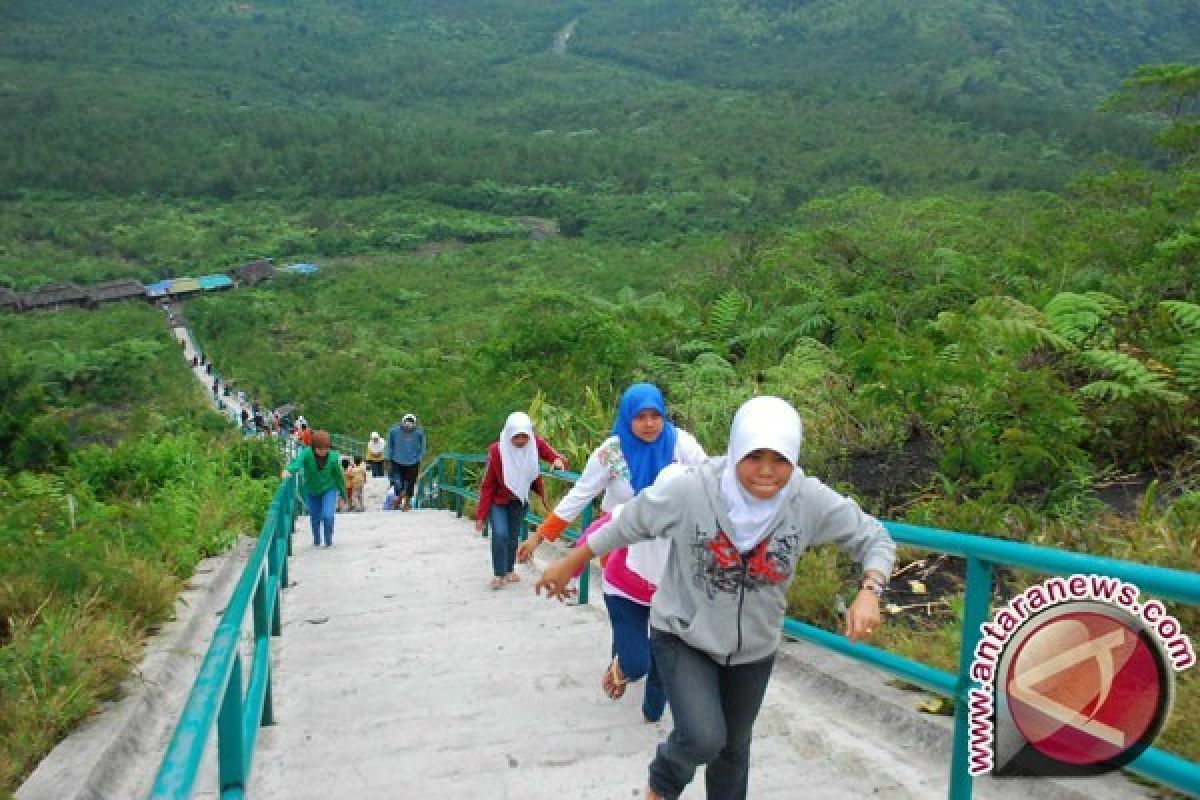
0;286;22;312
234;259;275;286
198;274;234;291
169;277;202;297
144;279;174;300
89;278;146;305
22;282;90;311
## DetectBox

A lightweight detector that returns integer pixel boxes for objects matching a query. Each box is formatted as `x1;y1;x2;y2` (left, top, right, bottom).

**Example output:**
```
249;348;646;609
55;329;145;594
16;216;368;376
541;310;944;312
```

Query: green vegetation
0;307;279;794
0;0;1197;791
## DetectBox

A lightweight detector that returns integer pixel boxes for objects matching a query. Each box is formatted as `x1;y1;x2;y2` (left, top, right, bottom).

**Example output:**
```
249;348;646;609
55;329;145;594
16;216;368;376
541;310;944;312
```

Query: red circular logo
1005;609;1166;767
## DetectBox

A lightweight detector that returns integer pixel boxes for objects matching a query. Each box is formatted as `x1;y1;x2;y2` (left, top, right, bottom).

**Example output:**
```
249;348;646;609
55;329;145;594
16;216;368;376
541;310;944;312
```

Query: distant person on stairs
476;412;566;590
386;413;426;511
365;431;387;478
347;456;368;511
282;429;347;547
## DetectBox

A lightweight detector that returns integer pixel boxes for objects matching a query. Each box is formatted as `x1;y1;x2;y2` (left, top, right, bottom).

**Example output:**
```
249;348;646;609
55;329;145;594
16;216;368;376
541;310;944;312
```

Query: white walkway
244;491;1146;800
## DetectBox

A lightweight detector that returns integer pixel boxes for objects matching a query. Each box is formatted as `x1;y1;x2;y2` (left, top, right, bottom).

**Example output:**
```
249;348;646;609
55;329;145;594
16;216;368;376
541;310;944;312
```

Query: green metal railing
148;475;298;799
416;451;1200;800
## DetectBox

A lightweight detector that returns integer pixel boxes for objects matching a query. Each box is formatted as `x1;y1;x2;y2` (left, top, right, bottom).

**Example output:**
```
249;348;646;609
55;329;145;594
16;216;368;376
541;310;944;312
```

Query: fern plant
1161;299;1200;334
1043;291;1122;348
707;288;745;347
1078;349;1187;405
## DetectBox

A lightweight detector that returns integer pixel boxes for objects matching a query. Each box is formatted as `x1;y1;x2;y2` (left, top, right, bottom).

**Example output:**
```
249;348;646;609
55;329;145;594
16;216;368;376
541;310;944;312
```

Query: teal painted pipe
1129;746;1200;797
781;618;957;696
884;522;1200;604
150;477;299;799
148;626;241;798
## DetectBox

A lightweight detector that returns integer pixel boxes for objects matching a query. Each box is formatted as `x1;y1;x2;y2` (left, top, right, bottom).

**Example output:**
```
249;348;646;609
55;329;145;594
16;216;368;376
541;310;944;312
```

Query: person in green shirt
282;429;347;547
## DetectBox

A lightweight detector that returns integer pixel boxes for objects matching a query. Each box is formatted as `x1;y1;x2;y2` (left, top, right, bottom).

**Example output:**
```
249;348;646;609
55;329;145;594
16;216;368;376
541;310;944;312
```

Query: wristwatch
861;577;886;598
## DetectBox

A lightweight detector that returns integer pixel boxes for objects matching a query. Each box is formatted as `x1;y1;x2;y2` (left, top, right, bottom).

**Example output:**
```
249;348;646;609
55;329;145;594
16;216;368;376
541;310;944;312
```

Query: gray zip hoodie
587;457;896;665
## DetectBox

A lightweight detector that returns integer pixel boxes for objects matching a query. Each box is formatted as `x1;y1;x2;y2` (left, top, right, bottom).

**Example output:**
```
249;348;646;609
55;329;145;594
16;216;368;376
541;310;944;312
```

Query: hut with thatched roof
22;282;90;311
89;278;146;305
0;286;22;312
234;259;276;287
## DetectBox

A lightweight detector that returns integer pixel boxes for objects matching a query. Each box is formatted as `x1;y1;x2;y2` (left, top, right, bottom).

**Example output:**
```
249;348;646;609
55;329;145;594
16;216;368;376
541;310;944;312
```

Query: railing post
455;458;464;518
577;505;593;606
948;555;993;800
252;569;276;726
217;652;247;794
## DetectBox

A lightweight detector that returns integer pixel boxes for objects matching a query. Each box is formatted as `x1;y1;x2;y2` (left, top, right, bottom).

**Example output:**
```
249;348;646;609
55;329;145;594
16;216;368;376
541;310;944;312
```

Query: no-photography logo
967;575;1196;778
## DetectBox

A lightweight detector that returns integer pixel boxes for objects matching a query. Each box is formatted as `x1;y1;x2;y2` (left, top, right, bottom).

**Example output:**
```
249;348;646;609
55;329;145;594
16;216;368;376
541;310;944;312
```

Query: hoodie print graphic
691;526;800;599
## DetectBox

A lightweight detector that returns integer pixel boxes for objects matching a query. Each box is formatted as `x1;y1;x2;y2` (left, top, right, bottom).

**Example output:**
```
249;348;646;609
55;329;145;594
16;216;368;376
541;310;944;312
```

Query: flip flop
601;656;628;700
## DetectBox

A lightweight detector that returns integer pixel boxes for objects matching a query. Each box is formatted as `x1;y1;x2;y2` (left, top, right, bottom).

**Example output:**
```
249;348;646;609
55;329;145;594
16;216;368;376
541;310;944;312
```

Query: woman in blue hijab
614;383;679;493
517;382;707;722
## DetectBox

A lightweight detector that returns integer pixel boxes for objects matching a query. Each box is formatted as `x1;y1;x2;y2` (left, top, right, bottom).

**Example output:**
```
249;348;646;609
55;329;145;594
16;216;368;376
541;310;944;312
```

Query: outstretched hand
516;533;540;563
535;561;577;602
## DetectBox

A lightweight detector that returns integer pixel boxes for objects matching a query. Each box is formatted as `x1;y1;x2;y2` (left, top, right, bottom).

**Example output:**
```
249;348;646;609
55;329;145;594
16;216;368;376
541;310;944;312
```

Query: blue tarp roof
198;274;234;290
285;263;319;274
144;279;173;297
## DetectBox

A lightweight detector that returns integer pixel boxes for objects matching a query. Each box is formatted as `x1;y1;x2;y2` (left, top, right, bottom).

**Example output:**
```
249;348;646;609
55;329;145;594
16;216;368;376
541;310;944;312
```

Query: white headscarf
499;412;539;503
368;431;385;455
718;396;803;552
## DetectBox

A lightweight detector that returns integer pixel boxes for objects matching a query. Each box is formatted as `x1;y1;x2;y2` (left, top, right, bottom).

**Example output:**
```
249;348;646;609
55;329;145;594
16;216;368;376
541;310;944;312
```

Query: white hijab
367;432;385;455
499;412;539;503
718;396;803;552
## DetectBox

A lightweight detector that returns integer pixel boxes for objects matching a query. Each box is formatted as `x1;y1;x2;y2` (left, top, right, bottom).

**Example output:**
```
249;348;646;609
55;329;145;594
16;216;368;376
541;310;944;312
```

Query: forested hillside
0;1;1197;794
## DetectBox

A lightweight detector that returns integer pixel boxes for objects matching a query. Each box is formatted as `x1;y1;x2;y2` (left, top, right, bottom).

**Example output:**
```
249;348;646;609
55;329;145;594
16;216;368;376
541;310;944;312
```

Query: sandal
601;656;628;700
489;577;505;590
505;572;520;583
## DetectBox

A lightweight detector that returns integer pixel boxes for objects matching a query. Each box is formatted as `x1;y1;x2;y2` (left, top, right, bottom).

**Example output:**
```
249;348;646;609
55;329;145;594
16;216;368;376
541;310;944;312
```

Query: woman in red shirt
476;412;566;590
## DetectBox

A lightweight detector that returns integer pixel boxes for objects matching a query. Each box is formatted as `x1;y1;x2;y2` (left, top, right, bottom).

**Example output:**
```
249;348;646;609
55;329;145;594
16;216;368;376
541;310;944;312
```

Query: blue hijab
614;383;678;493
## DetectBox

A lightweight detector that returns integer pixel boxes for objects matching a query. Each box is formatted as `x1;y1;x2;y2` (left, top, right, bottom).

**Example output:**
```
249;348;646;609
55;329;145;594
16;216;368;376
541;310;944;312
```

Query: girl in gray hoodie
536;396;895;800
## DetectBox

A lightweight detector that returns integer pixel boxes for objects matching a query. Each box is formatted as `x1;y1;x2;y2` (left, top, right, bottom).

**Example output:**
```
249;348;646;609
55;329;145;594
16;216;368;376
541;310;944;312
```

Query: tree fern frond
684;352;737;383
678;339;717;358
987;317;1076;352
1078;349;1187;404
1172;340;1200;394
1078;380;1134;402
1161;300;1200;334
1044;292;1113;347
974;295;1042;322
708;289;745;343
1083;291;1127;317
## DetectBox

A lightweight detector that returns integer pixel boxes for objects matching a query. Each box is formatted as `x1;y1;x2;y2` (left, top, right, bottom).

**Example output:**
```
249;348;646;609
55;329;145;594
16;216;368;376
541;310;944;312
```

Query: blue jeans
604;593;667;722
488;501;526;577
648;630;776;800
305;489;338;546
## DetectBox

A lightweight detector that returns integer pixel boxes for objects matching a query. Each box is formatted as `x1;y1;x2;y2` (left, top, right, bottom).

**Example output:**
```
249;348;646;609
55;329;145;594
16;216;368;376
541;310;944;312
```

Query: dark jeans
305;489;338;546
648;630;776;800
604;593;667;722
389;462;419;498
487;501;526;577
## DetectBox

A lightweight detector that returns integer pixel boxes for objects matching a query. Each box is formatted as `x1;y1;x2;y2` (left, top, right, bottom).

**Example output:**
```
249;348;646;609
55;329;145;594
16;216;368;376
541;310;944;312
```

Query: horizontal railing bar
782;618;958;696
148;625;241;798
884;522;1200;604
